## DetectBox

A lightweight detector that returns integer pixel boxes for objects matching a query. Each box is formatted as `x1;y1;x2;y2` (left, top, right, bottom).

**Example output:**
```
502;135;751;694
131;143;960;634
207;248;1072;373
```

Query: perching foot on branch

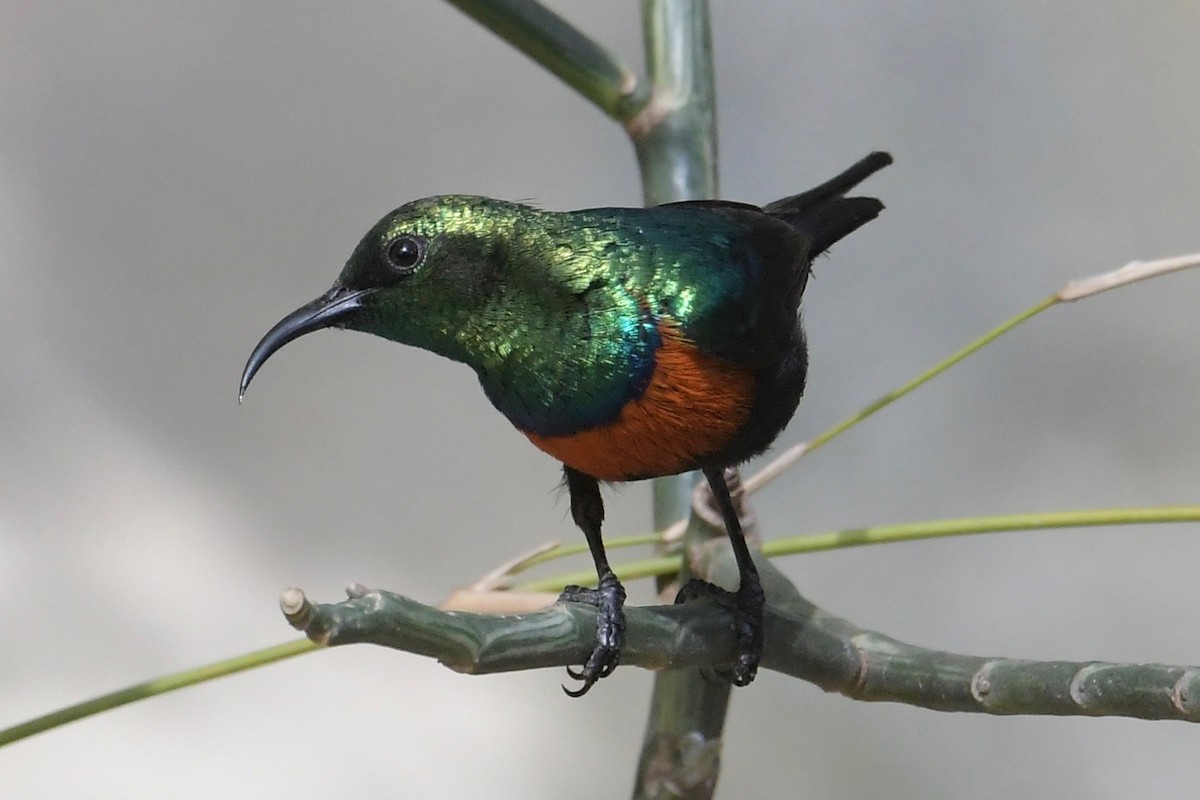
676;576;764;685
279;582;740;678
559;573;626;696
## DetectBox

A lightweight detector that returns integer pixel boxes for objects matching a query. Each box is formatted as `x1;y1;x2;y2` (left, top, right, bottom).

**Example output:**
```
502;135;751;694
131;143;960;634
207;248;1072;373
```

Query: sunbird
241;151;891;695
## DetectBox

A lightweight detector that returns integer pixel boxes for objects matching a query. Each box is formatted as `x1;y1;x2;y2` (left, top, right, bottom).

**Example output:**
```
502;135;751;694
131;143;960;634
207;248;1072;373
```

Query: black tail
764;151;892;256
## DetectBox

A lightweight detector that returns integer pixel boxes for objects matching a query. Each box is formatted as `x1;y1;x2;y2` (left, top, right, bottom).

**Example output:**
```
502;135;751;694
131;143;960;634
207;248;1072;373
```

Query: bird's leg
559;466;626;697
676;467;765;686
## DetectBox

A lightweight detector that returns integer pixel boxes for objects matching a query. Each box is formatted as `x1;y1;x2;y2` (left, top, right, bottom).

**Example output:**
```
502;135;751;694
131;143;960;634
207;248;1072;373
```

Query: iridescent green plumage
334;195;812;437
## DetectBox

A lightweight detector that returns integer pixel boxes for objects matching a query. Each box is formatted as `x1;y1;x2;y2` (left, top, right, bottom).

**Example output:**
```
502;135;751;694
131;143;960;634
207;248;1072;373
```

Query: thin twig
1058;252;1200;301
465;539;561;592
512;505;1200;592
745;250;1200;495
0;640;316;748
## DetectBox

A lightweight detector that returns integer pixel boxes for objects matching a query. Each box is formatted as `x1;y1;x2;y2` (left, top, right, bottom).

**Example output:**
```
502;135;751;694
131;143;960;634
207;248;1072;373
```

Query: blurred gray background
2;2;1199;798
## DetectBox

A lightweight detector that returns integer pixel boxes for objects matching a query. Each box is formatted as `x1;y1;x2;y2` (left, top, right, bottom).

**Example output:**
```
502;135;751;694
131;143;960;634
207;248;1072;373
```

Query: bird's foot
676;578;765;686
558;571;626;697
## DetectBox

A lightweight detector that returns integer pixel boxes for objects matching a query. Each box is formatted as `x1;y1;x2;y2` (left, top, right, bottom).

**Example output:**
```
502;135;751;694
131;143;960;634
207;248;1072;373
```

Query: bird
240;151;891;696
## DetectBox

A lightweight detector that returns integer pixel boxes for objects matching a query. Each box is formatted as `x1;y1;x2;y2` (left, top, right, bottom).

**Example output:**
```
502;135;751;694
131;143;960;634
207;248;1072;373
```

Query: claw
563;642;620;696
558;572;626;696
563;678;595;698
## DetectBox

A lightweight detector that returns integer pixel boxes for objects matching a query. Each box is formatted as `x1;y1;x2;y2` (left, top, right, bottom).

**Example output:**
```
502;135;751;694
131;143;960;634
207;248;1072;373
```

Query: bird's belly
522;327;756;481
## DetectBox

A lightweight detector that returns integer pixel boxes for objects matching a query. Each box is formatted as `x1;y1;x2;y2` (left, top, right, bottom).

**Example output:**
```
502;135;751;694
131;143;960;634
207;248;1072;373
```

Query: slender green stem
0;639;316;748
745;295;1058;494
516;505;1200;592
747;247;1200;494
765;506;1200;555
442;0;648;121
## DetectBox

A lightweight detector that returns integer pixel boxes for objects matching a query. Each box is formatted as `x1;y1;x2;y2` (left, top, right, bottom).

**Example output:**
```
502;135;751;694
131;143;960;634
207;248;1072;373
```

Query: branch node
1171;669;1200;714
1068;662;1100;708
625;85;680;139
279;587;321;640
971;664;994;703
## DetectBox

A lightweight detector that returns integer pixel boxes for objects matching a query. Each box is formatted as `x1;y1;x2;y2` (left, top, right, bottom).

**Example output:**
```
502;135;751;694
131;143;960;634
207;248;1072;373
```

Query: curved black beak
239;286;368;401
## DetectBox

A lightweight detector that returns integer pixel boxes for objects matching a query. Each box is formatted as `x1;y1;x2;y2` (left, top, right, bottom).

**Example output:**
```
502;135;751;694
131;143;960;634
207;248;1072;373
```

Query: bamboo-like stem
627;3;729;798
267;558;1200;724
631;0;719;205
442;0;648;121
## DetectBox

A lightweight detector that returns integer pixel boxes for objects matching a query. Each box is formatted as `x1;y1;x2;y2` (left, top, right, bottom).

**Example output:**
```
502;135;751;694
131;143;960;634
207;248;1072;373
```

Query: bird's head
239;195;518;399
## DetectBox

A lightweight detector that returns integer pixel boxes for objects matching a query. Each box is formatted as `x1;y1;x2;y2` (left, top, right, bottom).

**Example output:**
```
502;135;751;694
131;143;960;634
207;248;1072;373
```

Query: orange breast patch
523;324;756;481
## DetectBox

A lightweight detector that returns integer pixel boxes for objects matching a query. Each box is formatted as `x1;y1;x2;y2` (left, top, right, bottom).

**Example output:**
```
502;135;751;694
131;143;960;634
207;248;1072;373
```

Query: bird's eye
385;235;425;275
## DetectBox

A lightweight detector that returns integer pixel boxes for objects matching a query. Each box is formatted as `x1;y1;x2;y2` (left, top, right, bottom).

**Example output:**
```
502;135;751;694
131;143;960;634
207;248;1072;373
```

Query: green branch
766;506;1200;555
769;590;1200;720
265;553;1200;723
631;0;719;205
0;640;315;748
442;0;648;121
